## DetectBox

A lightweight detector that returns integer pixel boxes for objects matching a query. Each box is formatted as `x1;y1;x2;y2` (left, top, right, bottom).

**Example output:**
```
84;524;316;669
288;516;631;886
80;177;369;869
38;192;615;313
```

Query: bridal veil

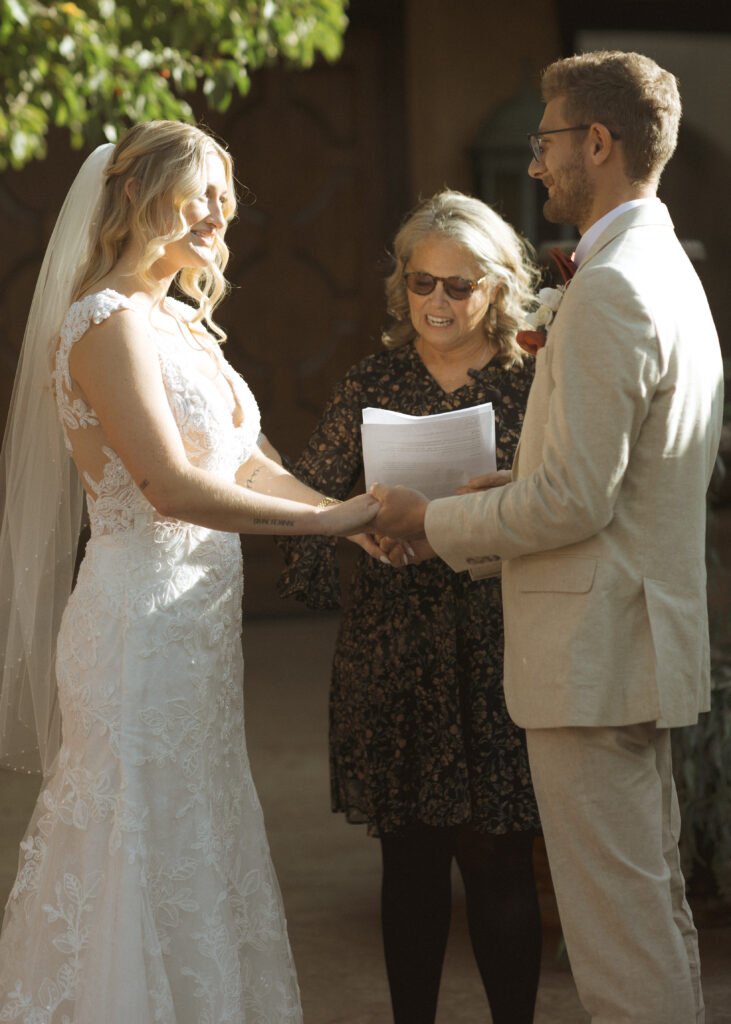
0;143;114;774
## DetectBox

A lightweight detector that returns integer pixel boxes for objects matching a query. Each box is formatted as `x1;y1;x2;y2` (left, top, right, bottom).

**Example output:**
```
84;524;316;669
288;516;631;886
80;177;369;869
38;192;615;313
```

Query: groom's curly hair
541;51;681;186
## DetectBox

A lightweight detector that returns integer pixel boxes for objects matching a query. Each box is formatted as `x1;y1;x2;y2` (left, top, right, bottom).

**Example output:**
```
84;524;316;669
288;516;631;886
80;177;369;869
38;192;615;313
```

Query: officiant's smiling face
405;236;492;354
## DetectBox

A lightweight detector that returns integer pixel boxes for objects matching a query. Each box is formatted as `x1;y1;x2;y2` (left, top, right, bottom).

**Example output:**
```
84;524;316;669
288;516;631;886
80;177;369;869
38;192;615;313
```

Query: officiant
277;189;543;1024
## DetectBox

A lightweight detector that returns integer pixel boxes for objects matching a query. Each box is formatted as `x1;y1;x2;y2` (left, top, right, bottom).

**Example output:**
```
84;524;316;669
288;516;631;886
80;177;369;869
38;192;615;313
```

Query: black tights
380;826;541;1024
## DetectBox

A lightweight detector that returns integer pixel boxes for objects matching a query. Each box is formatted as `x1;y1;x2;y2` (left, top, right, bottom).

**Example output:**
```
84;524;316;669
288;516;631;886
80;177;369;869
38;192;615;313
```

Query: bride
0;120;378;1022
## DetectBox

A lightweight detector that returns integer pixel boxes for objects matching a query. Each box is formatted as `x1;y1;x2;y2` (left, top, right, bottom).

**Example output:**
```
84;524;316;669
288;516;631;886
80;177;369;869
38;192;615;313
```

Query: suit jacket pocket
513;554;597;594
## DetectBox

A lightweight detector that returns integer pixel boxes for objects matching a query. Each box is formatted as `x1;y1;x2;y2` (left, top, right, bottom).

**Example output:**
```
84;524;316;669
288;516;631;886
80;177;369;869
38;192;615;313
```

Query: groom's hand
369;483;428;541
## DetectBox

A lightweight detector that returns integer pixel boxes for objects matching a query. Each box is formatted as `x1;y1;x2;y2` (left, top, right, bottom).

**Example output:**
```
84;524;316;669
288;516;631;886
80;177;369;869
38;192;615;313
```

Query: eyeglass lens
404;272;476;300
528;125;591;162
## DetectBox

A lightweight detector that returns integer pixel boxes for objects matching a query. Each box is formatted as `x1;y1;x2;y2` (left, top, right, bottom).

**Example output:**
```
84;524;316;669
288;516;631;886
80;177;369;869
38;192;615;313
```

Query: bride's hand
377;535;436;567
346;532;432;566
314;493;380;537
347;531;384;560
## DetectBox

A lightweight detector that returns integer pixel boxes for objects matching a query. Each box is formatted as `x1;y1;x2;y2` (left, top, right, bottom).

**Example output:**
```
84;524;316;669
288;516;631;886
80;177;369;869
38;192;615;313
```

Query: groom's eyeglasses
403;272;487;301
528;125;621;163
528;126;590;162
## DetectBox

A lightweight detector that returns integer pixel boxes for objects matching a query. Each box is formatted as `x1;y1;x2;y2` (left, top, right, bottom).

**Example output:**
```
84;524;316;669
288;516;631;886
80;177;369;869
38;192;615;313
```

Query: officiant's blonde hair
73;121;236;341
382;190;539;366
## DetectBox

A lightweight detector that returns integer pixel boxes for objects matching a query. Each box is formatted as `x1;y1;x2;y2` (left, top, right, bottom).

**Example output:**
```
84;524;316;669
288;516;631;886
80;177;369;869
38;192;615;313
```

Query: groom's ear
587;123;615;167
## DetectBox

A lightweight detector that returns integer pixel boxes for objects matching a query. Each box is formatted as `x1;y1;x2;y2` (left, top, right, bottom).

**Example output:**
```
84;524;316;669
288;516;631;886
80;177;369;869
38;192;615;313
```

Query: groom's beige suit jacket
426;203;724;729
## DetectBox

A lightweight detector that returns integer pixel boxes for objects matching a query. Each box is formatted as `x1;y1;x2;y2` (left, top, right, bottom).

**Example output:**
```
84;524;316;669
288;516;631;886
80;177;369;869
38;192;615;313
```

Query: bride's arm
68;310;378;536
236;443;337;505
240;436;387;561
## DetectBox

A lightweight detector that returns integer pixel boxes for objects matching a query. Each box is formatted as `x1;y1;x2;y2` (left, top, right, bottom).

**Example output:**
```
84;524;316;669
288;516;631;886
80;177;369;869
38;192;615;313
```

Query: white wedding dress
0;291;303;1023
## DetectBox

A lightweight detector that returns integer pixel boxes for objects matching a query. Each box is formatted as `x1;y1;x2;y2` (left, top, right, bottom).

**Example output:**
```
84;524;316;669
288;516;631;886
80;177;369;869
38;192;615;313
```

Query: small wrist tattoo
140;479;150;491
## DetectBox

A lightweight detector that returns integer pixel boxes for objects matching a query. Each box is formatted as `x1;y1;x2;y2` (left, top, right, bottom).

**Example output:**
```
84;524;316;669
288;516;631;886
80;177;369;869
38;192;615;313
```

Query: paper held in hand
361;402;496;500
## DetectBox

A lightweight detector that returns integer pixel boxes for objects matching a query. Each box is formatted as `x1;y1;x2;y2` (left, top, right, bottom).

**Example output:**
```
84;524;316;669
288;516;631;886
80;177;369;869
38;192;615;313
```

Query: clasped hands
351;470;511;568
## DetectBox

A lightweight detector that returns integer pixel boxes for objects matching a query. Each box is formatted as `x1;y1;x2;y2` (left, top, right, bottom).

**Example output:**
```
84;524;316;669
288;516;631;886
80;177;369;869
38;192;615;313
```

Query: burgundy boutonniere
516;248;577;355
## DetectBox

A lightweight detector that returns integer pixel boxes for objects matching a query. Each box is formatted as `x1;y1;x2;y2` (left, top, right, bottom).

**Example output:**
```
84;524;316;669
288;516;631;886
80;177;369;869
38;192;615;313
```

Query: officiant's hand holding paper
456;469;512;494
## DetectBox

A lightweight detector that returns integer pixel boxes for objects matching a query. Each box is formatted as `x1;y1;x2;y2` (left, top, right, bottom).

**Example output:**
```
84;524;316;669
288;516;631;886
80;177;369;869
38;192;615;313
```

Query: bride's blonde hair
72;120;236;340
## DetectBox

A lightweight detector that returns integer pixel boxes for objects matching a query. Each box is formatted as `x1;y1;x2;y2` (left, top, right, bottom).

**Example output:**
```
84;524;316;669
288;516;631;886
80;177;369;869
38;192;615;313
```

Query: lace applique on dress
0;290;301;1023
54;290;131;445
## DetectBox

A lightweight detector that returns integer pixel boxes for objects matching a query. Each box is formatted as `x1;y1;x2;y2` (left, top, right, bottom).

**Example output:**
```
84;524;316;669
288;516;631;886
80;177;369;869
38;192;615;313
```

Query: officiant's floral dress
278;343;540;837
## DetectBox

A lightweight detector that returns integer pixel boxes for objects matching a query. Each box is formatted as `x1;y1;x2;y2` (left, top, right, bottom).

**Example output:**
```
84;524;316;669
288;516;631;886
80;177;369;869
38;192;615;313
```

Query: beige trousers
526;724;704;1024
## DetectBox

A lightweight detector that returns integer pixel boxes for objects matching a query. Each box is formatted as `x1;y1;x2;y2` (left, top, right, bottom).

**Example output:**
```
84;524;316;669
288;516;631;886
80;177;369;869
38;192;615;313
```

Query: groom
372;51;723;1023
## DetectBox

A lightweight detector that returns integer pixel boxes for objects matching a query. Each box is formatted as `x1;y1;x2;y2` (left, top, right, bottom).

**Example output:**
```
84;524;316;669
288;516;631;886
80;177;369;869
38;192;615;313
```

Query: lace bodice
53;289;261;539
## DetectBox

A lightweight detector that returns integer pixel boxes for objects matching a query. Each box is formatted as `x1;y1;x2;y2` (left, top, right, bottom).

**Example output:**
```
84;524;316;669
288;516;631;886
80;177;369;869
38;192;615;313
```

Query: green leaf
0;0;349;167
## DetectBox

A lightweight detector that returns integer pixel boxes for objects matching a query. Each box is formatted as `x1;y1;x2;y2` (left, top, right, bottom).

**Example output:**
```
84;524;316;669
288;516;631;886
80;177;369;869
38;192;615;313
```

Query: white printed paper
361;402;496;500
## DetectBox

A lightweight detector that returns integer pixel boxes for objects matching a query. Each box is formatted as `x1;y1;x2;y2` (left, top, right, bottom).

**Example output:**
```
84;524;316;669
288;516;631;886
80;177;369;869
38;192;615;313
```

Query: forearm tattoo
139;479;150;491
250;500;295;529
244;466;264;489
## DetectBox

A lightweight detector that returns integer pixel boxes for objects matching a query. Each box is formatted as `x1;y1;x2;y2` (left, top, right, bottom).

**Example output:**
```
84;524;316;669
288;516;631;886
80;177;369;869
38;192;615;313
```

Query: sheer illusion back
0;291;303;1023
52;289;258;536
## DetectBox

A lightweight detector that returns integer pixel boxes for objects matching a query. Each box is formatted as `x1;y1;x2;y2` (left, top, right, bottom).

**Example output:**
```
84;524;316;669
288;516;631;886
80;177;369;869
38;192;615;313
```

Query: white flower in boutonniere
517;249;576;355
525;286;566;333
516;286;567;354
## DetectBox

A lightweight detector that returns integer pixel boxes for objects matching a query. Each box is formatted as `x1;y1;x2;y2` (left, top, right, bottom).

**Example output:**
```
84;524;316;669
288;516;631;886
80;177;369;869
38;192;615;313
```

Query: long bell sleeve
277;366;369;610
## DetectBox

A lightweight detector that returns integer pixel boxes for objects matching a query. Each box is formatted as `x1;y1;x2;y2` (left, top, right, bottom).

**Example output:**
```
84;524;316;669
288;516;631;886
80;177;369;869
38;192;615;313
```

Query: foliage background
0;0;348;169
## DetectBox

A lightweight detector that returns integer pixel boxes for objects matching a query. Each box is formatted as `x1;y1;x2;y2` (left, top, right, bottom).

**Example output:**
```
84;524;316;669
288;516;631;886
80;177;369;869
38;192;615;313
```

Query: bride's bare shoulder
66;297;152;378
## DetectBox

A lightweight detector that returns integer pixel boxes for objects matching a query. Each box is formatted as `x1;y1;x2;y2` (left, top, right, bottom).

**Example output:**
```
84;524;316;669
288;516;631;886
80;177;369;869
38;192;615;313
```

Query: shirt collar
574;197;661;267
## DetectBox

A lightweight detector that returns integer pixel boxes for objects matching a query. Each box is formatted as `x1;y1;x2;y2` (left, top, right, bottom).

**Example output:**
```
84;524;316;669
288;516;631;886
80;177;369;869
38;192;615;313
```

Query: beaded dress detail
0;290;302;1023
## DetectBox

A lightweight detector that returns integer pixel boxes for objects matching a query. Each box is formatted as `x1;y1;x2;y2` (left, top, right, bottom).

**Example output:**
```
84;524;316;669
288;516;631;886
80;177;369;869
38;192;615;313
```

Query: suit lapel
576;202;675;273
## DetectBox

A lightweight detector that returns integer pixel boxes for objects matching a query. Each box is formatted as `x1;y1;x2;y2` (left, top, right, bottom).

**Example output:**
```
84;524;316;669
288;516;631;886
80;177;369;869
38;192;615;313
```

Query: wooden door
208;5;408;613
0;2;408;617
